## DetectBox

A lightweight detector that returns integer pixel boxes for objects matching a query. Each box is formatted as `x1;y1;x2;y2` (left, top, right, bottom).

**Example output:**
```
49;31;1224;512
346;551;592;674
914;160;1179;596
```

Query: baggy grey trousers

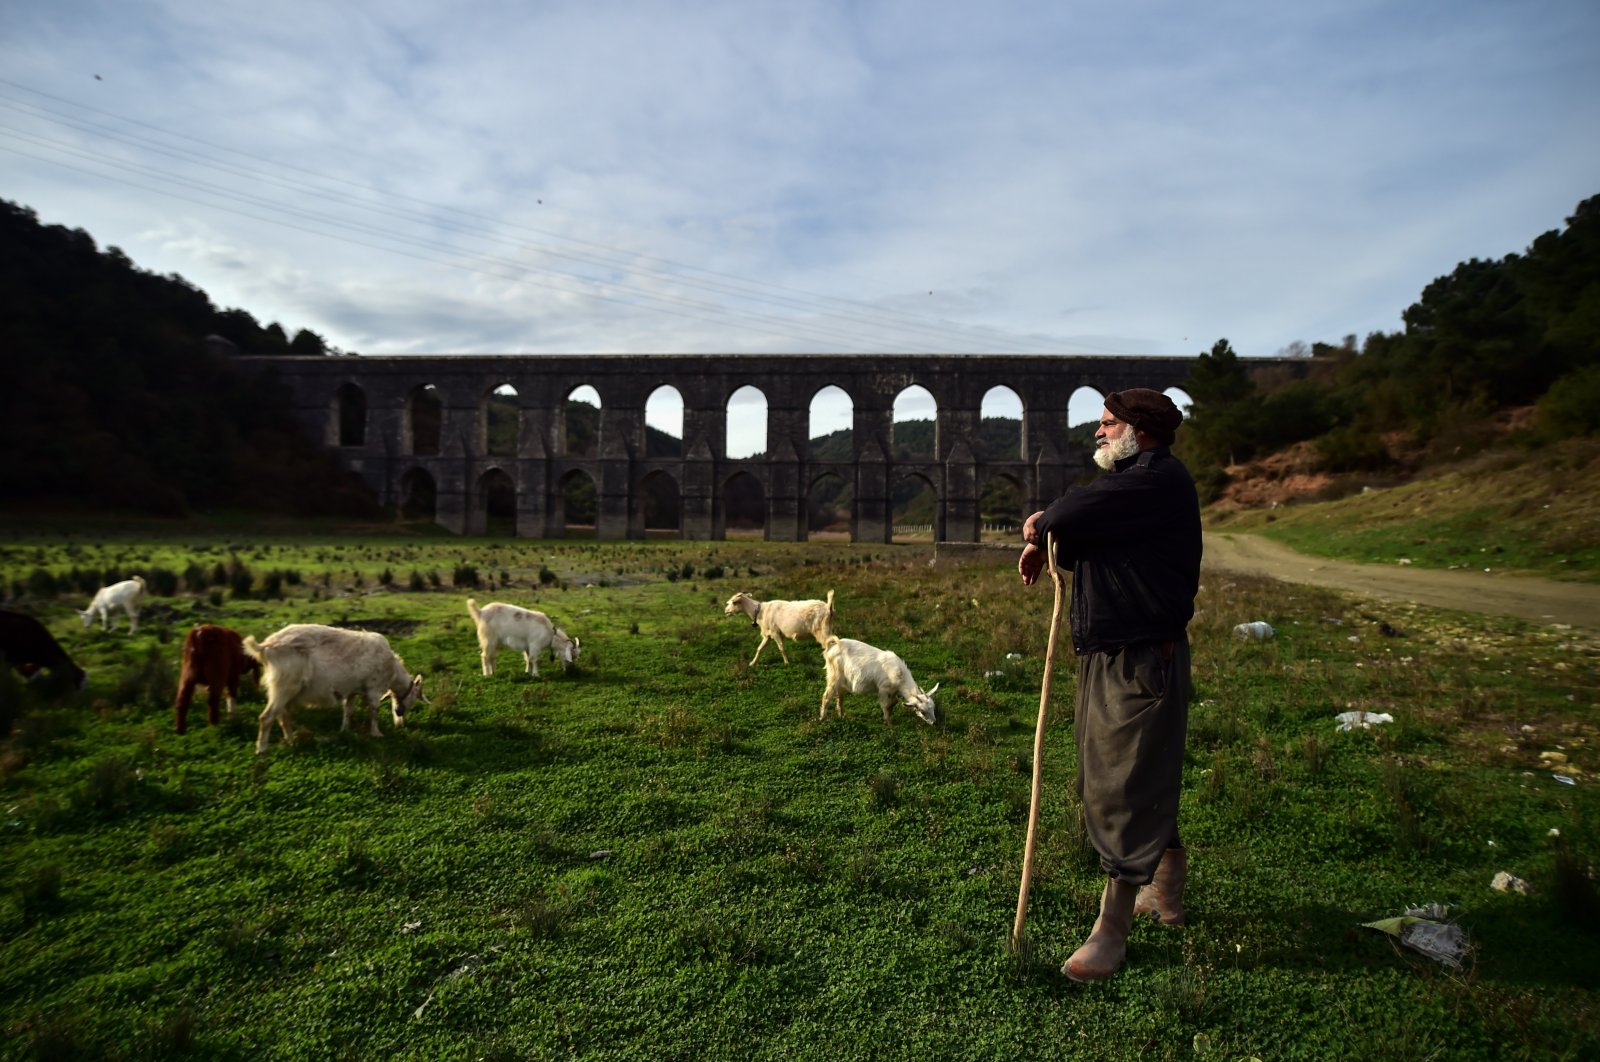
1073;637;1192;886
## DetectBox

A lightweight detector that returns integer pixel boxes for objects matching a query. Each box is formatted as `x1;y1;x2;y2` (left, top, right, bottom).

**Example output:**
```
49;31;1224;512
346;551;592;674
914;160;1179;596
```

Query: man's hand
1018;542;1045;586
1022;510;1045;546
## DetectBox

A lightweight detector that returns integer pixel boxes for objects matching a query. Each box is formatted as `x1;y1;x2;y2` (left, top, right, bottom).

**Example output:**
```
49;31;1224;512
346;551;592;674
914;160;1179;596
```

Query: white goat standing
820;636;939;725
79;576;147;634
243;624;428;754
466;599;580;676
723;589;835;665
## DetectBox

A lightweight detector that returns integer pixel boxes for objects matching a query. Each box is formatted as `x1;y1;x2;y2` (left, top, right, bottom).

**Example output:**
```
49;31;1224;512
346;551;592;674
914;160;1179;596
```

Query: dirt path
1203;531;1600;630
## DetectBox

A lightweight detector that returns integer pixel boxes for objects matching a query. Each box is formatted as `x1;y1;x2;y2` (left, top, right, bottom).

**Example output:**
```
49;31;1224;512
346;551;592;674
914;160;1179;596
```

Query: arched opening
562;385;601;458
559;468;597;538
1067;384;1107;461
806;471;852;541
485;383;518;457
399;467;437;521
980;386;1023;460
891;471;938;540
808;385;853;460
638;470;681;536
891;385;937;461
1164;386;1194;416
1068;385;1106;429
479;468;516;538
645;385;683;458
409;384;442;456
726;385;767;460
335;382;366;447
980;473;1026;539
723;471;765;538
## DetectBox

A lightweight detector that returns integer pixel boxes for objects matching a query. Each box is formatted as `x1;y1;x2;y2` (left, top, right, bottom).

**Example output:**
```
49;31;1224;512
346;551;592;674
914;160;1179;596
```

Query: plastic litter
1335;710;1394;731
1554;775;1576;786
1490;872;1532;895
1361;904;1469;968
1232;621;1275;641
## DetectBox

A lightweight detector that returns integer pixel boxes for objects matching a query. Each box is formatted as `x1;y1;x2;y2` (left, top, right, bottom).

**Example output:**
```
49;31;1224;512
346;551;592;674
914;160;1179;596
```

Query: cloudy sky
3;0;1597;433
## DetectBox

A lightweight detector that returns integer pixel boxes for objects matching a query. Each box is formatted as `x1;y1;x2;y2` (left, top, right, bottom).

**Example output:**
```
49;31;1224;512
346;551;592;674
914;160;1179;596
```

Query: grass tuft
671;913;770;967
1551;838;1600;933
24;1015;84;1061
76;755;139;820
18;862;63;918
867;769;900;807
505;891;570;940
150;1005;198;1054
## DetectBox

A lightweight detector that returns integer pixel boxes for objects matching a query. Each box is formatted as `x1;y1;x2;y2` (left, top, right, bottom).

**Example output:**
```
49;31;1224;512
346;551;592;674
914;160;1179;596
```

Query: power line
0;78;1078;353
0;77;1148;355
1;112;967;353
0;140;908;355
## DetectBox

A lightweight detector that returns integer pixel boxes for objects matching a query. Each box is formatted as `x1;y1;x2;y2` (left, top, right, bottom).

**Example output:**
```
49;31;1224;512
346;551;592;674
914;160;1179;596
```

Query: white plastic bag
1335;710;1394;731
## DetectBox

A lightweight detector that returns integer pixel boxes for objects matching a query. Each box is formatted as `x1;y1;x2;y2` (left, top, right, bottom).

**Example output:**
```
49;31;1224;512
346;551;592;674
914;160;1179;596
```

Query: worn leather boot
1063;878;1139;982
1133;846;1187;925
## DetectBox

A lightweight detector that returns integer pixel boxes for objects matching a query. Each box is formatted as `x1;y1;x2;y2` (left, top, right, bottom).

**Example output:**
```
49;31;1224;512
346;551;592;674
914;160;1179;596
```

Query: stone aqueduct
239;354;1296;542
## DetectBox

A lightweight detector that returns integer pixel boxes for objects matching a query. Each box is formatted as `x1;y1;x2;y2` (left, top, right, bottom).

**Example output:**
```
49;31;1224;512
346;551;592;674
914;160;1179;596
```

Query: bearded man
1018;387;1202;982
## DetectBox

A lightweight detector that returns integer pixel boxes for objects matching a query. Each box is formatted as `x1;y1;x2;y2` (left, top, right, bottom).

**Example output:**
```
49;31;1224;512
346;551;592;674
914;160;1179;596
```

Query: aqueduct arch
242;353;1303;541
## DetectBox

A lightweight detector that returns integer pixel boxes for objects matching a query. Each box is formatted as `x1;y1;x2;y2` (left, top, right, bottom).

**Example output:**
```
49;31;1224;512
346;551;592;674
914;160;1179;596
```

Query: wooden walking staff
1012;531;1067;949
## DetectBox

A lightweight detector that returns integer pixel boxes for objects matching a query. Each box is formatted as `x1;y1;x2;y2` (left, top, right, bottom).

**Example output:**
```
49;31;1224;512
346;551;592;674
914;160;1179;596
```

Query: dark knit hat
1104;388;1183;446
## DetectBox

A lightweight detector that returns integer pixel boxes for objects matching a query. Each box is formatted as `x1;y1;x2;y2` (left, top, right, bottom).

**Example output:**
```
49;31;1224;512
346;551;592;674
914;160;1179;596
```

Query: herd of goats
1;572;943;754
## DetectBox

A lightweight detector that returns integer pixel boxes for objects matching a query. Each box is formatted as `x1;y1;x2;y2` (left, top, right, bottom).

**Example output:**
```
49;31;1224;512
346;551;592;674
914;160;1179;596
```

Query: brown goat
175;624;259;733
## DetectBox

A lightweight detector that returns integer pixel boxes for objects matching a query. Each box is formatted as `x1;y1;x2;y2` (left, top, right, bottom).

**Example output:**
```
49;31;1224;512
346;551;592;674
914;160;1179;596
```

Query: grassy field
1208;439;1600;583
1;528;1597;1060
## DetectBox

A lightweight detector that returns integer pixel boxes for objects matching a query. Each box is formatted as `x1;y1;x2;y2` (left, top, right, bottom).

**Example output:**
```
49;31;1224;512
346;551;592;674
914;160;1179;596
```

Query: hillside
0;199;375;517
1207;437;1600;582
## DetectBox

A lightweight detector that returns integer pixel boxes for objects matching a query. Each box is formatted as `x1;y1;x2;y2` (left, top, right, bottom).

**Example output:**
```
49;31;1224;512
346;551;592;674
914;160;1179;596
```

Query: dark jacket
1034;446;1202;655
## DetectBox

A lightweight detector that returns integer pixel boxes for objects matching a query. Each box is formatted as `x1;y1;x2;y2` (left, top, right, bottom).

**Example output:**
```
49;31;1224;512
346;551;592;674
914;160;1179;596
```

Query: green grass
1209;439;1600;582
1;531;1597;1060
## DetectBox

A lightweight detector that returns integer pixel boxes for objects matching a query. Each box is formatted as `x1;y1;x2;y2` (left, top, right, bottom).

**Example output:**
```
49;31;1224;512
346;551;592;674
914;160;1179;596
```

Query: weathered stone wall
237;353;1302;541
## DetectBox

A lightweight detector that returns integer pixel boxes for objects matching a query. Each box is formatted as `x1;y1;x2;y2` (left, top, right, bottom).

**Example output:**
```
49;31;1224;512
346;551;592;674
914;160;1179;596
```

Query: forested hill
0;200;374;516
1179;193;1599;500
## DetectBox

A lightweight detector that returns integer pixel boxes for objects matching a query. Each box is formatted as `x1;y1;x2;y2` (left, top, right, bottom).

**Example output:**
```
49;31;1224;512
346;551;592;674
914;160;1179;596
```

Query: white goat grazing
465;599;579;676
820;636;939;725
243;624;428;754
79;576;147;633
723;589;835;665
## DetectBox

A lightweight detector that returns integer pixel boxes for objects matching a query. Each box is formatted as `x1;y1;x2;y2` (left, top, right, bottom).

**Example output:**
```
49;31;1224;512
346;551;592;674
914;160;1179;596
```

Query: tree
1181;338;1257;468
290;328;328;355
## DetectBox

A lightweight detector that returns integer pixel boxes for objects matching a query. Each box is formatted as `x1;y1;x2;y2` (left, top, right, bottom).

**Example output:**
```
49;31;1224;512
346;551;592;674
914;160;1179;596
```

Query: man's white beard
1093;431;1141;471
